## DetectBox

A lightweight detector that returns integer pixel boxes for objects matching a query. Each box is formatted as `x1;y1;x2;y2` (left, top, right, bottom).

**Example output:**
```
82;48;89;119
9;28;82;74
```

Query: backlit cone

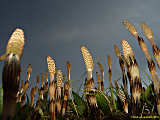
121;40;134;67
140;22;155;46
6;28;25;59
56;70;63;99
47;56;56;83
123;20;138;38
80;46;93;80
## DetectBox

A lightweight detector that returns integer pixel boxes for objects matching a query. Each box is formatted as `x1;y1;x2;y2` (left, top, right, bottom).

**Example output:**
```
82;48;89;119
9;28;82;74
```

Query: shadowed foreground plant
2;28;24;120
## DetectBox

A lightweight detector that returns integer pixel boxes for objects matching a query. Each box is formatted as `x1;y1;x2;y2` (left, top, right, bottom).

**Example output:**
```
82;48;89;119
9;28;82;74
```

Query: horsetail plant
80;46;94;92
80;46;98;108
2;28;24;120
2;21;160;119
123;20;151;62
141;23;160;69
140;22;155;46
47;56;57;120
56;69;63;113
121;40;142;114
123;20;160;115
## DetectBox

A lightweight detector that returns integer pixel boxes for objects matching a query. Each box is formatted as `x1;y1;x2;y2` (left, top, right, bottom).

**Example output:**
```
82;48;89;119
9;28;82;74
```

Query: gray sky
1;0;160;92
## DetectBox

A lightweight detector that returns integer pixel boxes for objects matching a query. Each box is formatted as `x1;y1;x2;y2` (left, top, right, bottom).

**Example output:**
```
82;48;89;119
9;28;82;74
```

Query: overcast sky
1;0;160;92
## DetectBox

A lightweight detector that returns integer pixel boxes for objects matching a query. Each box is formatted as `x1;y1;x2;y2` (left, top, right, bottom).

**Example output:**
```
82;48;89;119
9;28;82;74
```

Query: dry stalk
97;62;104;91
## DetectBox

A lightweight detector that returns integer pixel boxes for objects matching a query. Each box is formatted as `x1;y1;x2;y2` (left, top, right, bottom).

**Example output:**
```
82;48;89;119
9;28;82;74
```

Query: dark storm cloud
1;0;160;90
